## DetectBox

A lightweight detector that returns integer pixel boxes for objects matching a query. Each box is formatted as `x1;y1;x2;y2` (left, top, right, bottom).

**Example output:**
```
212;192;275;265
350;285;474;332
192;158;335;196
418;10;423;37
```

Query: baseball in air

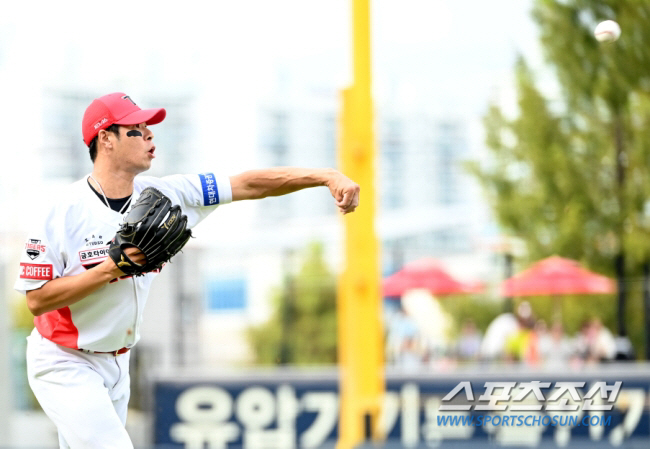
594;20;621;43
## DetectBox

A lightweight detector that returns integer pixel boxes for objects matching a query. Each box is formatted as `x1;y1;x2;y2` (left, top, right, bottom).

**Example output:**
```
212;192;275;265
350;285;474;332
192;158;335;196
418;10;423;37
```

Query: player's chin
135;160;153;174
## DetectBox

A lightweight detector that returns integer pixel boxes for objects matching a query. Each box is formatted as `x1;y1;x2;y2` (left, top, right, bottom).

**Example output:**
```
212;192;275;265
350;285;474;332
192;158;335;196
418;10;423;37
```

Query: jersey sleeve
14;206;66;295
138;173;232;228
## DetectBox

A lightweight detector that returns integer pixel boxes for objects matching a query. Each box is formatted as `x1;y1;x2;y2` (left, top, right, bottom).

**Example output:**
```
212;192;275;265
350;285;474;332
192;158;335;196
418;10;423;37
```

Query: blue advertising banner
153;367;650;448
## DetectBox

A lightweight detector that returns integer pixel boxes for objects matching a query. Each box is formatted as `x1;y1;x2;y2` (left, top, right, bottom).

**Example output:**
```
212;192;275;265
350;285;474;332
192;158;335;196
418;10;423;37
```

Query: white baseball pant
26;328;134;449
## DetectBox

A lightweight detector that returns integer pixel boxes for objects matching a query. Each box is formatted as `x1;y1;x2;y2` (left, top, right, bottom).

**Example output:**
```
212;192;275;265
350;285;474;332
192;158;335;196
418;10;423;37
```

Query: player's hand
103;247;147;277
123;247;147;265
326;171;360;215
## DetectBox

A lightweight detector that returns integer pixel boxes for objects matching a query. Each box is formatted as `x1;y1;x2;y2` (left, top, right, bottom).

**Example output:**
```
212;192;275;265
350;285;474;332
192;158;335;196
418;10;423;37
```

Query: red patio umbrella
382;258;482;297
500;255;616;321
501;255;616;297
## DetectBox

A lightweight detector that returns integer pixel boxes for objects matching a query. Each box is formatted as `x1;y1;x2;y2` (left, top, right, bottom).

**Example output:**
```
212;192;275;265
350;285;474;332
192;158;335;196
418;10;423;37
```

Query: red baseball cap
82;92;166;146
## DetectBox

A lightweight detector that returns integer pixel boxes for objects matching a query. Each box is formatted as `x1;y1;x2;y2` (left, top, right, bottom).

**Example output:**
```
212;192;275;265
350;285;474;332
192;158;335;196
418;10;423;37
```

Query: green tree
247;242;338;365
468;1;650;354
439;295;504;337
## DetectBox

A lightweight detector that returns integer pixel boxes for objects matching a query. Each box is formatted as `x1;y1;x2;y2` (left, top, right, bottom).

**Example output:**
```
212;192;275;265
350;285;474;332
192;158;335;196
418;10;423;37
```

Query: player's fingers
339;202;358;215
350;189;359;208
124;247;147;264
124;247;142;257
336;191;351;207
334;188;346;203
340;187;359;205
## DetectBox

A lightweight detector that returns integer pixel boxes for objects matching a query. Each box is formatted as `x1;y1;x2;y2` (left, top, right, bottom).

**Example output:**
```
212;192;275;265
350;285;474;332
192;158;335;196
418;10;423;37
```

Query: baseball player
14;92;360;448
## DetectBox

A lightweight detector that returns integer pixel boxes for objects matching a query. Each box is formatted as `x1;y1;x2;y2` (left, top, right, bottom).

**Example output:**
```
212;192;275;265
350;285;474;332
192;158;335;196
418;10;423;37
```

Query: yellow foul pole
337;0;384;448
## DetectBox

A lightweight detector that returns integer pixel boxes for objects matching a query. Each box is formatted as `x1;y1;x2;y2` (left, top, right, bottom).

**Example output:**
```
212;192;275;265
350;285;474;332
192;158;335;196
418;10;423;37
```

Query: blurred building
175;90;498;367
255;91;491;275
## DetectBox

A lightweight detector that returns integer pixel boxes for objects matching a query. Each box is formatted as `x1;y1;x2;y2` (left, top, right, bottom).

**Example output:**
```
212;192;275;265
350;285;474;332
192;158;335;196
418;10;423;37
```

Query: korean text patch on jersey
20;263;53;280
199;173;220;205
79;246;110;263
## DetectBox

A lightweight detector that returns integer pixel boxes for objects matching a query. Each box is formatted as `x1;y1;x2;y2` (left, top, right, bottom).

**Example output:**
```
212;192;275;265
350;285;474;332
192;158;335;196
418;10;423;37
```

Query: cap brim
114;108;166;126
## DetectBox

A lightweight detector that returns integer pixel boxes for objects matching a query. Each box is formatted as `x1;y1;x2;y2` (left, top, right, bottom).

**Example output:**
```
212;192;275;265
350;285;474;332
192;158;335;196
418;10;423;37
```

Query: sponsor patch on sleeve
199;173;220;206
20;263;53;280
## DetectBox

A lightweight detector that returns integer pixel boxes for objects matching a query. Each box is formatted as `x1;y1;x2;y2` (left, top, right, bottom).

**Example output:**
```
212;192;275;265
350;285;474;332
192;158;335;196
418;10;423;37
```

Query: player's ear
97;129;114;150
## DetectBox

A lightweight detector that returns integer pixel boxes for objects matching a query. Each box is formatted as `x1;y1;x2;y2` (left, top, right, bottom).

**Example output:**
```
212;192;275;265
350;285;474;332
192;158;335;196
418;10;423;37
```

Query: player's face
112;123;156;174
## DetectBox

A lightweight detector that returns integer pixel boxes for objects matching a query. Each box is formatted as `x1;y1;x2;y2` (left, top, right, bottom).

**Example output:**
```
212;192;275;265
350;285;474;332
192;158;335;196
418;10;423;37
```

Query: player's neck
89;168;134;199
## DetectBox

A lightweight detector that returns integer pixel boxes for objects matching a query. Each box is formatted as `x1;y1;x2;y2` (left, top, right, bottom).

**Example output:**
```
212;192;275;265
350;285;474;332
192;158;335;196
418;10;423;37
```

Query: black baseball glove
108;187;192;276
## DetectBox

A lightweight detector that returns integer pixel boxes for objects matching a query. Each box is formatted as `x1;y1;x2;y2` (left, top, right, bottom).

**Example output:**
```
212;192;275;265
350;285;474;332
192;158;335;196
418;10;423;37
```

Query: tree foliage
468;1;650;353
439;296;505;337
247;242;338;365
471;0;650;271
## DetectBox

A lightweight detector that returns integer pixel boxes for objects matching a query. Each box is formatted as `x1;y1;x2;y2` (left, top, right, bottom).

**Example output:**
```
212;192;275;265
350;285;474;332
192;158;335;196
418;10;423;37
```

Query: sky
0;0;541;114
0;0;541;233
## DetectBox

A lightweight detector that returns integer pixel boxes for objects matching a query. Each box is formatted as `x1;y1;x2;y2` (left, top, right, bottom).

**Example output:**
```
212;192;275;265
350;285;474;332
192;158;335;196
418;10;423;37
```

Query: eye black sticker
126;130;143;137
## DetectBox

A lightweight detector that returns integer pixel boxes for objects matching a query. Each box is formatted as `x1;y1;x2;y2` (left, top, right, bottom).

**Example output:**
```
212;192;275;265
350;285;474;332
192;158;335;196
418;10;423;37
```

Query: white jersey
14;172;232;352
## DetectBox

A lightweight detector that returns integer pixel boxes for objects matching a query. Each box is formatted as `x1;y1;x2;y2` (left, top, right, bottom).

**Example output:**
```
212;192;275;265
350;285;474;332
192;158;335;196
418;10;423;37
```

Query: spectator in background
457;319;482;362
534;319;551;361
505;301;539;365
396;335;424;371
479;312;519;362
543;322;573;368
614;334;636;361
386;304;419;365
589;318;616;362
574;319;592;361
574;318;617;363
